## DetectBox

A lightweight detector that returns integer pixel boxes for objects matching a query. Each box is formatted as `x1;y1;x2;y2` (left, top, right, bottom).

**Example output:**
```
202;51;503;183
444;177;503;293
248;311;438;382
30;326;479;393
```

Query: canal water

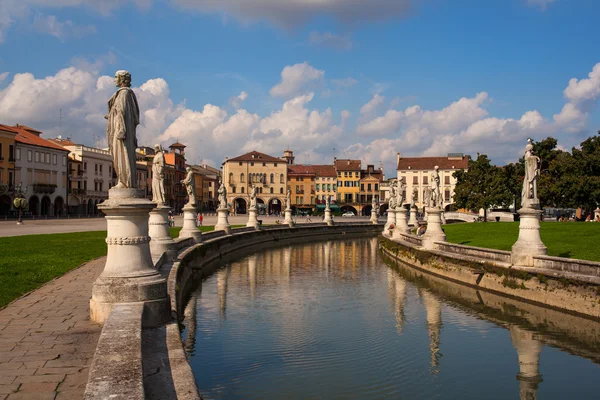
182;238;600;399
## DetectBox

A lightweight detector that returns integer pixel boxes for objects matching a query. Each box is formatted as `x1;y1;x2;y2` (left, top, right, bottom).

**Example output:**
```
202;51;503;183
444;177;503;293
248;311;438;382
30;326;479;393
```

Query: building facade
287;164;316;214
396;153;469;211
335;158;383;215
222;151;288;215
12;125;69;216
164;143;187;213
314;164;338;213
0;125;17;215
191;164;220;212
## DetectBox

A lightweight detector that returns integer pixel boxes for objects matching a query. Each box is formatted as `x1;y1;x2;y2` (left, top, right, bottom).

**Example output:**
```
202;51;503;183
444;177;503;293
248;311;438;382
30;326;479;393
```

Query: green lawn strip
443;222;600;262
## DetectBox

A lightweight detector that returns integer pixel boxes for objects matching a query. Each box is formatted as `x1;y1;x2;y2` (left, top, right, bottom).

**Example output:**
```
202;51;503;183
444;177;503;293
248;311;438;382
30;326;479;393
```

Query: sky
0;0;599;175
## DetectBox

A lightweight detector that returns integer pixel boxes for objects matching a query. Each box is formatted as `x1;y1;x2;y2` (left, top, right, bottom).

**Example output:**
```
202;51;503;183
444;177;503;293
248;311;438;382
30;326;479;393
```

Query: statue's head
434;165;439;171
115;70;132;88
186;166;191;172
154;144;160;152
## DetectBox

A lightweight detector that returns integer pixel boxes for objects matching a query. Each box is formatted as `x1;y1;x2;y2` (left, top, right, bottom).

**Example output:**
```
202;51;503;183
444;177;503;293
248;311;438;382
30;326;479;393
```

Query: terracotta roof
397;156;469;171
0;124;18;134
11;125;69;152
227;151;285;163
313;165;337;177
288;165;316;175
47;138;77;147
169;142;186;148
334;159;361;171
14;124;41;134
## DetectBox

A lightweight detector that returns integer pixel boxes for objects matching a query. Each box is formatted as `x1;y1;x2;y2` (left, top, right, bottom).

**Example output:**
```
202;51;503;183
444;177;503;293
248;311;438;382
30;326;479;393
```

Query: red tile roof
313;165;337;177
14;124;41;134
288;164;316;175
0;124;18;134
228;151;285;163
397;156;469;171
47;138;77;147
334;159;361;171
11;125;69;152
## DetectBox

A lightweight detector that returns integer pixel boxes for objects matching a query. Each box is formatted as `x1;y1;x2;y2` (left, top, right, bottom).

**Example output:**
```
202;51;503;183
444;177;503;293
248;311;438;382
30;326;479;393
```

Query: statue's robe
522;153;538;207
152;151;165;204
182;171;196;205
106;87;139;188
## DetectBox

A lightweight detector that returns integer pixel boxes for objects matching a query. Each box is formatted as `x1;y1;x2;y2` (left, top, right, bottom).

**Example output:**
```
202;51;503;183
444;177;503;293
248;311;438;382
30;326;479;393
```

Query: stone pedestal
148;205;176;260
422;207;446;249
409;208;418;226
91;188;170;327
511;207;546;266
284;208;294;227
370;209;378;224
324;208;334;226
214;207;231;234
594;208;600;222
393;207;411;236
441;211;446;225
179;204;202;243
246;207;260;230
384;208;396;234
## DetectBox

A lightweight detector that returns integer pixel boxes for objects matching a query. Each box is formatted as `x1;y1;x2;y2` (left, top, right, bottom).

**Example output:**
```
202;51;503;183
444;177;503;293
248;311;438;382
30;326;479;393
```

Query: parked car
342;211;355;217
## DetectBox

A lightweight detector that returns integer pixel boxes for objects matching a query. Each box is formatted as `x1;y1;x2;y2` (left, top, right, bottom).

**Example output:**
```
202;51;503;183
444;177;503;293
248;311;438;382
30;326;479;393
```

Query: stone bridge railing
443;211;479;222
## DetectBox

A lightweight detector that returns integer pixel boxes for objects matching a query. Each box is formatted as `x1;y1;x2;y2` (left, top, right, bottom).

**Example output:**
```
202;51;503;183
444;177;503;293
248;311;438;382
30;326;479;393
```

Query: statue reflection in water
509;326;543;400
247;255;257;299
420;289;442;375
182;290;198;358
217;266;230;320
387;270;407;335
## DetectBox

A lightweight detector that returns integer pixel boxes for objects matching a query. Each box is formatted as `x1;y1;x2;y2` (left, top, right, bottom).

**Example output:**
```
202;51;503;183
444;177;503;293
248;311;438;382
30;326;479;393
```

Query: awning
316;204;341;211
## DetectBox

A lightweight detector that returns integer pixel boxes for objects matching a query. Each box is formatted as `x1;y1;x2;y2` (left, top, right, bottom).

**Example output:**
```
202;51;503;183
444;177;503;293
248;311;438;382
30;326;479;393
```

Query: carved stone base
92;189;169;327
408;208;418;226
148;205;176;260
179;205;202;244
370;209;378;224
512;207;547;266
246;207;260;230
595;208;600;221
324;208;334;226
384;208;396;234
422;208;446;249
393;207;411;237
284;208;294;227
214;207;231;234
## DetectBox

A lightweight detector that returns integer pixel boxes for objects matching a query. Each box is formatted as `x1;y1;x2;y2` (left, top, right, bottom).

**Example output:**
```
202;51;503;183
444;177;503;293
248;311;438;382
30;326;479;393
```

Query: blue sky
0;0;599;173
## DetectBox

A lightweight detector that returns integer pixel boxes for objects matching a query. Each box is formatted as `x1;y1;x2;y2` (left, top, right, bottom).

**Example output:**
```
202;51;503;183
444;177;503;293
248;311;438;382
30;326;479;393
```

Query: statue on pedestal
398;179;406;207
325;194;331;209
250;184;257;209
521;138;541;209
430;166;442;208
285;188;291;210
218;178;227;209
389;181;397;209
371;195;377;210
411;187;418;209
152;144;165;205
105;70;140;189
181;167;196;207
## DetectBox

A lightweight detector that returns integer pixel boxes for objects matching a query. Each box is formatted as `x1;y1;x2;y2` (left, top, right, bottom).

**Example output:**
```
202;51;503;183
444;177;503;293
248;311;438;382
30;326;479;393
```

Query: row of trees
452;132;600;220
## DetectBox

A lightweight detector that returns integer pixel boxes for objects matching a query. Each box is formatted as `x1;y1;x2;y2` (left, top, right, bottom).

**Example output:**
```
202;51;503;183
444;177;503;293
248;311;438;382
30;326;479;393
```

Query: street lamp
13;183;28;225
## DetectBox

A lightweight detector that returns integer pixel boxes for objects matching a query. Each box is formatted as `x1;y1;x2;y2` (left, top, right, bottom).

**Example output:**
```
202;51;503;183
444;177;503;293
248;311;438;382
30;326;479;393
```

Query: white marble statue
285;188;291;210
249;184;257;209
105;70;140;189
430;166;442;208
521;138;541;209
398;179;406;207
152;144;165;205
218;178;227;209
411;187;418;209
181;167;196;207
371;195;377;210
389;181;397;209
325;194;331;209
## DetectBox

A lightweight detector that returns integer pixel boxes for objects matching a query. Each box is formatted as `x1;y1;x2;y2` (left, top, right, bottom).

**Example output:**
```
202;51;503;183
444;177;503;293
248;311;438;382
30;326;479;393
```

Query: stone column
370;208;378;224
384;208;396;234
148;205;176;260
422;207;446;249
284;207;294;227
214;207;231;234
393;207;411;237
408;207;418;227
246;206;260;230
91;188;170;327
510;326;543;400
179;204;202;243
324;208;334;226
441;211;446;225
511;208;547;266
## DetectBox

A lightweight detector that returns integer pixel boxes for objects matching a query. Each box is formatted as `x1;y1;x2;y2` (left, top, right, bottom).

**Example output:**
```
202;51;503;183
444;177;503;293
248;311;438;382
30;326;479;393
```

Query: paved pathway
0;258;106;399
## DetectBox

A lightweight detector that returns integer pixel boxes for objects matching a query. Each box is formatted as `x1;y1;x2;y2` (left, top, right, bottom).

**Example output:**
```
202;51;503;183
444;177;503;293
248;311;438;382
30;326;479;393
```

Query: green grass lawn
0;225;244;308
444;222;600;261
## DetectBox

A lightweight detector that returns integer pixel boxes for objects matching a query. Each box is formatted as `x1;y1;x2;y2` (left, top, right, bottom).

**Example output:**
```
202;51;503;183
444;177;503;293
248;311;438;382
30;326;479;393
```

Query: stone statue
389;181;397;209
325;194;331;209
521;138;541;209
285;188;291;210
152;144;165;205
398;179;406;207
423;187;432;209
105;70;140;189
249;184;257;209
430;166;442;208
181;167;196;207
371;195;377;210
411;187;418;209
218;178;227;209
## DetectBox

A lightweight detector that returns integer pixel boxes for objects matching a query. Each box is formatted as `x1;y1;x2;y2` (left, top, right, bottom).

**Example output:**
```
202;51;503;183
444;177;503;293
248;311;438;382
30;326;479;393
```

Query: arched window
240;173;245;183
280;187;284;194
280;174;284;184
241;187;245;193
270;187;274;194
229;172;233;183
270;173;274;184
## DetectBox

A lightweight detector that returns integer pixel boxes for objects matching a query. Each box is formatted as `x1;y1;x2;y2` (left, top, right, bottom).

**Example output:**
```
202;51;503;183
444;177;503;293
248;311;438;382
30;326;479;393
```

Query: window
62;156;66;166
100;165;103;174
241;187;245;193
355;172;359;177
270;187;273;194
84;162;87;171
423;176;428;184
84;181;87;190
8;145;14;161
368;184;372;191
35;152;40;162
109;166;112;174
52;154;57;165
95;164;98;174
45;153;49;163
250;162;254;166
361;184;364;191
239;162;243;166
375;184;378;191
262;163;266;167
445;189;451;202
280;174;284;184
240;173;245;183
259;187;263;193
296;196;300;204
444;176;450;185
232;187;236;193
344;172;348;177
316;184;320;191
338;172;341;177
280;187;284;194
0;143;2;159
229;172;233;183
413;176;418;184
274;163;278;167
16;148;21;160
270;173;274;184
28;150;32;162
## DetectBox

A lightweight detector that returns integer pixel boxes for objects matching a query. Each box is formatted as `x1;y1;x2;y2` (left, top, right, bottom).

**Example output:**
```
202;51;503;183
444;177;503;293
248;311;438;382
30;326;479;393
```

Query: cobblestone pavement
0;257;106;399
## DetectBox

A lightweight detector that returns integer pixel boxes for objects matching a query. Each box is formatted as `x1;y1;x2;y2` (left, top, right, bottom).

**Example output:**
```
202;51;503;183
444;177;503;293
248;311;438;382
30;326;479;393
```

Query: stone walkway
0;257;106;399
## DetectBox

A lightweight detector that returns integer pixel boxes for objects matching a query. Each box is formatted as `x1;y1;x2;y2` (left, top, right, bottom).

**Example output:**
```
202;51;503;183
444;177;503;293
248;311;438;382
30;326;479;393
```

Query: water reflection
182;238;600;400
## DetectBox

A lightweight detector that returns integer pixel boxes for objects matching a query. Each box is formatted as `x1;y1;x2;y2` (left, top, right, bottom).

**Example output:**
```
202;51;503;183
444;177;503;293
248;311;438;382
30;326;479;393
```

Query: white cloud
0;72;9;81
359;94;385;117
229;91;248;109
308;31;353;50
270;62;324;98
172;0;414;28
526;0;557;10
33;14;96;40
563;63;600;107
332;77;358;89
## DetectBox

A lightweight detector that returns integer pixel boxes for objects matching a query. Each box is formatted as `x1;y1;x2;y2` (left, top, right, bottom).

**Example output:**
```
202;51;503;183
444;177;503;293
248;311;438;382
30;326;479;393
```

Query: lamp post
13;183;28;225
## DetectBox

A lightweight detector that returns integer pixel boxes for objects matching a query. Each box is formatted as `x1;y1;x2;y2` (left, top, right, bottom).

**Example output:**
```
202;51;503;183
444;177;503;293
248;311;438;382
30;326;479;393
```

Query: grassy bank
0;225;243;308
444;222;600;261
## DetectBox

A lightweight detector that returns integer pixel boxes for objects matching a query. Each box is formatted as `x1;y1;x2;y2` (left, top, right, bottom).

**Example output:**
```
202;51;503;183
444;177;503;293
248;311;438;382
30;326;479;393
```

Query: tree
453;154;513;221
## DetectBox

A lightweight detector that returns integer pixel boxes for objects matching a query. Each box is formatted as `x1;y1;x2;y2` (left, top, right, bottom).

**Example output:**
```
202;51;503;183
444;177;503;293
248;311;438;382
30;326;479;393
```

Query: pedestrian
199;214;203;226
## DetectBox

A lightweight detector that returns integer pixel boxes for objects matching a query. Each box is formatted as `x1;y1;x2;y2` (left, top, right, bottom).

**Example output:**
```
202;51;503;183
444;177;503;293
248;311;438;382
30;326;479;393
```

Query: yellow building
287;164;316;214
222;150;288;215
335;158;361;204
0;125;17;216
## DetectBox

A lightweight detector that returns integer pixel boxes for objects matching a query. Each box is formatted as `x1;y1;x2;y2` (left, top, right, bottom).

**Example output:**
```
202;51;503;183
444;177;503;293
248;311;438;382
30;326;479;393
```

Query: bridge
443;211;480;223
